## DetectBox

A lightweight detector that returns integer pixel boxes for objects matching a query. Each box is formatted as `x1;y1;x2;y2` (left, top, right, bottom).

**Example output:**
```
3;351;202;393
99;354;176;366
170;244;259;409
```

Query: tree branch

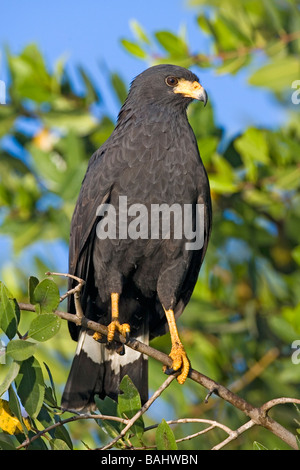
17;413;129;450
99;374;177;450
17;272;300;450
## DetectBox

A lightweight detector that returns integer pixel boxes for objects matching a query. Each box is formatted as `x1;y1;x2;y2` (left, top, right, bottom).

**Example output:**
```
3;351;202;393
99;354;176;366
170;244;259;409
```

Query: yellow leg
107;293;130;342
93;293;130;343
163;308;190;384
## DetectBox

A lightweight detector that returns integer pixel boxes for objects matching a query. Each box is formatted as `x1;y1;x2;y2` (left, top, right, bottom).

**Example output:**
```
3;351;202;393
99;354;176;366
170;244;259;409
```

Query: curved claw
164;366;176;376
119;322;130;338
163;343;190;384
125;331;131;342
107;320;130;342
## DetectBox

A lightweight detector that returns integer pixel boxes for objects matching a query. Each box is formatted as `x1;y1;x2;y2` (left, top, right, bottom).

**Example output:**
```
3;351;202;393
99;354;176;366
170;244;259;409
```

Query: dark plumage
61;64;212;412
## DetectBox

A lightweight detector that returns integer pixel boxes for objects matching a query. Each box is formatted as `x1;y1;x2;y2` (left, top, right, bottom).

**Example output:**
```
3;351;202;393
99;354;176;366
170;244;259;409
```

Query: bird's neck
116;101;189;129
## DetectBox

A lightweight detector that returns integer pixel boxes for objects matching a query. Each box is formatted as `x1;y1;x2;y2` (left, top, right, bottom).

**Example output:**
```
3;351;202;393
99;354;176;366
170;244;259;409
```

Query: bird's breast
118;127;200;203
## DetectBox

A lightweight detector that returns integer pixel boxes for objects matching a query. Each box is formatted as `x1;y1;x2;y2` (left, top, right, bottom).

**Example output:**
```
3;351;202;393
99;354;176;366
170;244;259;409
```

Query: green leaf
292;246;300;266
7;43;60;104
235;128;269;164
268;316;298;344
211;17;243;50
27;433;49;450
110;72;128;104
209;153;237;194
44;386;58;408
253;441;268;450
54;424;73;450
15;357;45;418
0;281;20;340
33;279;60;314
282;303;300;335
43;362;57;404
0;362;20;398
262;0;285;34
275;167;300;191
42;110;98;136
130;20;150;44
36;406;54;433
0;106;17;138
121;39;147;59
0;433;16;450
6;339;37;361
197;14;212;35
49;438;71;450
217;55;249;75
155;31;188;57
2;219;44;254
117;375;144;438
78;66;100;105
94;395;126;448
95;395;121;436
8;385;29;436
156;419;177;450
234;128;269;181
59;130;85;169
249;57;300;92
28;313;61;342
28;276;39;304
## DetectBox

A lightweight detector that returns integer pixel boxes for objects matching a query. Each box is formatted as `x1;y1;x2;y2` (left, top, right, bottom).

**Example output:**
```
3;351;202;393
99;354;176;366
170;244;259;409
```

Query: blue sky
0;0;286;135
0;0;287;273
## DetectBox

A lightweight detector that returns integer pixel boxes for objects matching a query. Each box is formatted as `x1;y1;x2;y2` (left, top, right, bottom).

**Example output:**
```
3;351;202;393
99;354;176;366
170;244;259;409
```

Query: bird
61;64;212;412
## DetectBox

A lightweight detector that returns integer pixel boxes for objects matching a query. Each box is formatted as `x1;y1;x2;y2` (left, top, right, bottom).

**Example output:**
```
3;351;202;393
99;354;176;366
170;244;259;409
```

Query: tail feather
61;328;148;412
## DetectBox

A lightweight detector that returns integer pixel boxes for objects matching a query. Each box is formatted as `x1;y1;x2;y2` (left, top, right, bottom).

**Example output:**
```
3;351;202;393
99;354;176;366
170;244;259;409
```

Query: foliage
0;275;177;449
0;0;300;450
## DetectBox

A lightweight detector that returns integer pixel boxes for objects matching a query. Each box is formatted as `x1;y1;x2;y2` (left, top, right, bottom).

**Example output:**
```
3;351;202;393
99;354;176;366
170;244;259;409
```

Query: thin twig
189;347;281;421
17;272;300;451
176;425;215;444
99;374;177;450
144;418;232;436
212;398;300;450
17;414;129;450
229;348;280;394
46;271;85;318
212;420;256;450
160;30;300;65
18;299;300;450
261;397;300;413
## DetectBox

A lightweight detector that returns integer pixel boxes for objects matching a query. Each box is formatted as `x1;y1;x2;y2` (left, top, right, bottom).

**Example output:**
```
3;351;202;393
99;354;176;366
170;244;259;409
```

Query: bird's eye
165;76;179;87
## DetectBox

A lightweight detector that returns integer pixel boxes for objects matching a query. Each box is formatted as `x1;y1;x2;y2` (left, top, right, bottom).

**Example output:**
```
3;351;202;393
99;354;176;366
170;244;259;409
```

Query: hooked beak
174;79;208;106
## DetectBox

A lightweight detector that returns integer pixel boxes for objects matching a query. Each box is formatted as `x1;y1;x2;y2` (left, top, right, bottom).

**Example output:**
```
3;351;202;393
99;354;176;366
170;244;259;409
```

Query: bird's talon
168;343;190;385
93;331;103;342
107;320;130;342
120;323;130;337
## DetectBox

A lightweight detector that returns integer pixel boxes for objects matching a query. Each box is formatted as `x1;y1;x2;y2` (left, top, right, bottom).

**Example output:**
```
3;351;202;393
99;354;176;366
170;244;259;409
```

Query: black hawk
61;64;212;411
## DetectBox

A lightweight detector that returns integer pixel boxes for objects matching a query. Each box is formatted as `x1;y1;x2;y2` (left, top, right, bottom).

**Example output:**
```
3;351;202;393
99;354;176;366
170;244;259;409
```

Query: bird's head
123;64;207;114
